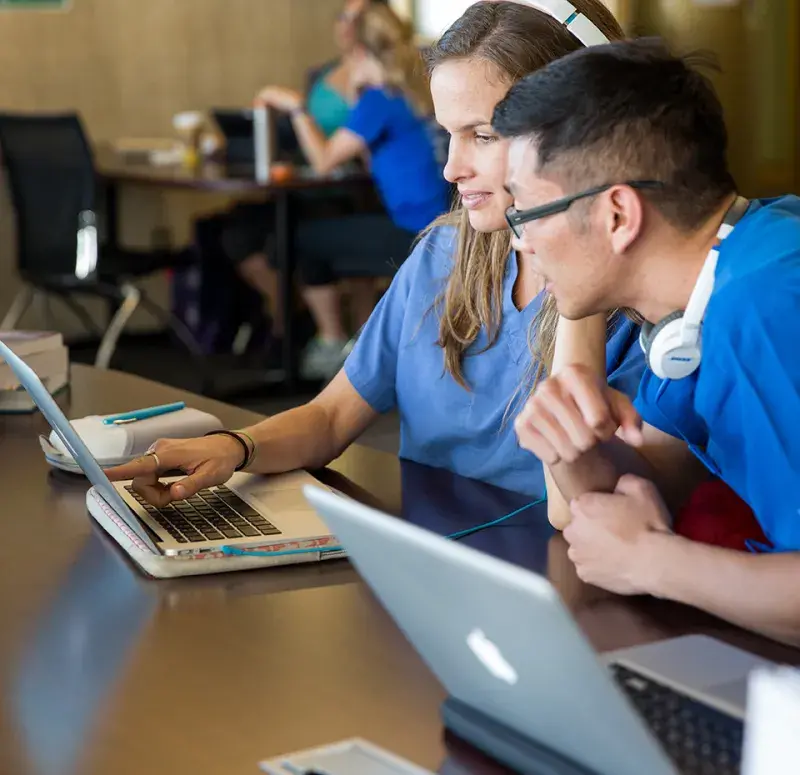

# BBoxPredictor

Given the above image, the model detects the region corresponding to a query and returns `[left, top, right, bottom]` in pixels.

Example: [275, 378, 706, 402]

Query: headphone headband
[640, 194, 750, 380]
[507, 0, 610, 47]
[680, 195, 750, 341]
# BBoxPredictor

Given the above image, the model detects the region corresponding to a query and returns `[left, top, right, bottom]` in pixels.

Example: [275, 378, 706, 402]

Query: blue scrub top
[345, 226, 646, 497]
[346, 87, 450, 232]
[635, 195, 800, 552]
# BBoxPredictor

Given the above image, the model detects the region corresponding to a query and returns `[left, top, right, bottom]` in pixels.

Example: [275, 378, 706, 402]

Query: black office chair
[0, 112, 203, 369]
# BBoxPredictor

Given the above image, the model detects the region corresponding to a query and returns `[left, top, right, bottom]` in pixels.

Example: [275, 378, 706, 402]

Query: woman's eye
[475, 133, 498, 145]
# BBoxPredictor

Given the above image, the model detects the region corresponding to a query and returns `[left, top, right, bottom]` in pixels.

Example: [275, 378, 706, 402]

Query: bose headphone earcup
[644, 310, 702, 381]
[640, 314, 683, 362]
[640, 196, 747, 382]
[639, 321, 655, 354]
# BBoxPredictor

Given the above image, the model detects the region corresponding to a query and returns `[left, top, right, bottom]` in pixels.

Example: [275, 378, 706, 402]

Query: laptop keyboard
[125, 485, 282, 544]
[610, 663, 743, 775]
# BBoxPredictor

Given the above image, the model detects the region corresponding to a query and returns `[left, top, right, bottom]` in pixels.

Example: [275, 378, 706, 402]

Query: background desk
[98, 152, 373, 391]
[0, 365, 797, 775]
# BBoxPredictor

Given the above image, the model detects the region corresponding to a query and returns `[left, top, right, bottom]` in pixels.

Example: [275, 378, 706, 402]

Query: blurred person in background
[254, 1, 450, 379]
[220, 0, 390, 370]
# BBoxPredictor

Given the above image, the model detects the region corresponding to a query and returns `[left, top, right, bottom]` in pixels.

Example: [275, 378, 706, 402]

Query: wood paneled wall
[0, 0, 343, 334]
[0, 0, 342, 141]
[632, 0, 799, 198]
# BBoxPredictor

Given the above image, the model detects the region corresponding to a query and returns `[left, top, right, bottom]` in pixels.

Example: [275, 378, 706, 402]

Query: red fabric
[674, 480, 769, 552]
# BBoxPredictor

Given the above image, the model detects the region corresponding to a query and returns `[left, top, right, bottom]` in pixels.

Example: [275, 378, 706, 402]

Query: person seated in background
[500, 38, 800, 646]
[220, 0, 387, 367]
[107, 0, 645, 528]
[254, 1, 450, 379]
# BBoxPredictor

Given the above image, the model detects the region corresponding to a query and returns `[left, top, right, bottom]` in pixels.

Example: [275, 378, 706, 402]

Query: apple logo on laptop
[467, 628, 518, 685]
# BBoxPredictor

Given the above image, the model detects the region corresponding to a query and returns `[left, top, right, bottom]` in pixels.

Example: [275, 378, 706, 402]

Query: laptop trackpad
[708, 677, 750, 710]
[604, 634, 772, 713]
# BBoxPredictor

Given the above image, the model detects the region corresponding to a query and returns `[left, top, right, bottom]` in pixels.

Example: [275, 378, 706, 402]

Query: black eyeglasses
[505, 180, 664, 239]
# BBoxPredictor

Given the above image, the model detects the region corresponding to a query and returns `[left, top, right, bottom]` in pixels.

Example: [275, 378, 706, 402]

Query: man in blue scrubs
[493, 38, 800, 645]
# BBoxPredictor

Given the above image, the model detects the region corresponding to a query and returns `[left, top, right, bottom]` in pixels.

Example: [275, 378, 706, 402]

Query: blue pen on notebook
[102, 401, 186, 426]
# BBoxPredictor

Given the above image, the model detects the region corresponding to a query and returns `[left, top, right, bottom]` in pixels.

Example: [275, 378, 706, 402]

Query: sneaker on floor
[300, 338, 350, 381]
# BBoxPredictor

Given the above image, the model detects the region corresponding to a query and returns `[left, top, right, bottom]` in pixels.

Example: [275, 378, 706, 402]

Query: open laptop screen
[0, 339, 158, 553]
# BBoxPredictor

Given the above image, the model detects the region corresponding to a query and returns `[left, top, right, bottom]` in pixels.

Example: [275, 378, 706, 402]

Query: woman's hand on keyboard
[104, 435, 246, 506]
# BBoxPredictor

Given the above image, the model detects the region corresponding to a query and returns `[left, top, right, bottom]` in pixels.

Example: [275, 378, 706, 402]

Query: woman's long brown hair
[423, 1, 624, 393]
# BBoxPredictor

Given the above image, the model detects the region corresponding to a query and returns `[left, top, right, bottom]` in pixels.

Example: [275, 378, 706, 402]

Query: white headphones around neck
[639, 196, 750, 381]
[513, 0, 610, 47]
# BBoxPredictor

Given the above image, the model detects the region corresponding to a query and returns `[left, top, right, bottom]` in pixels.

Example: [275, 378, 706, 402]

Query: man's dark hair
[492, 37, 736, 230]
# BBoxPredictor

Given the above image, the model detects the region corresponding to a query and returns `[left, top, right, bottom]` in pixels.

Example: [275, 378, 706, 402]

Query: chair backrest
[0, 113, 96, 279]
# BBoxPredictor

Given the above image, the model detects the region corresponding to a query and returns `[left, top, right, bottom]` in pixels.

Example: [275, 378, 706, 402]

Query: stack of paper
[0, 331, 69, 412]
[742, 665, 800, 775]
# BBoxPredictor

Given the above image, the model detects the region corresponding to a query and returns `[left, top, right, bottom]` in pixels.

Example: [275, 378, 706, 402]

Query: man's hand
[563, 475, 673, 595]
[254, 86, 304, 113]
[515, 364, 643, 465]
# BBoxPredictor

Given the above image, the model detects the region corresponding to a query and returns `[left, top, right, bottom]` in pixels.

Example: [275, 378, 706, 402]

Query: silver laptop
[304, 485, 773, 775]
[0, 339, 334, 558]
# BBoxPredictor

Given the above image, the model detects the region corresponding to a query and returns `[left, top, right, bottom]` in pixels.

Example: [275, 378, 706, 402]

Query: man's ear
[605, 184, 644, 255]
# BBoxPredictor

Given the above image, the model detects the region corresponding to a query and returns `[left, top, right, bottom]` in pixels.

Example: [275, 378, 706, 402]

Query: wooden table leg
[101, 177, 121, 326]
[275, 189, 297, 393]
[102, 177, 120, 253]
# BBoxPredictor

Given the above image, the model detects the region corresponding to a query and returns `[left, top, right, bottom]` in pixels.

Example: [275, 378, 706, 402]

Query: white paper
[259, 738, 434, 775]
[742, 665, 800, 775]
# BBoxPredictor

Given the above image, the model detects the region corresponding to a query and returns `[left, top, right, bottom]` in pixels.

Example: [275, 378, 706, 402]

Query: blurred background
[0, 0, 795, 441]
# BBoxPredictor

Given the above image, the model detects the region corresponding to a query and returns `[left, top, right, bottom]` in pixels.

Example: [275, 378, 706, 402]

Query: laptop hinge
[441, 697, 601, 775]
[91, 487, 162, 547]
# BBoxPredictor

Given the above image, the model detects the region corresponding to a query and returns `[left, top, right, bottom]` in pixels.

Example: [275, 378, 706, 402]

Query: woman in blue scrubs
[108, 1, 646, 520]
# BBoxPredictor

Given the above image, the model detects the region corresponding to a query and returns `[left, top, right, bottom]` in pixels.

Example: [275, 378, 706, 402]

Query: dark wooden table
[0, 365, 797, 775]
[98, 151, 372, 392]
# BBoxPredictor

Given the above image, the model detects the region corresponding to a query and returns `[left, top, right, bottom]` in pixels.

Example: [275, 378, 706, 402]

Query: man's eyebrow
[437, 119, 494, 133]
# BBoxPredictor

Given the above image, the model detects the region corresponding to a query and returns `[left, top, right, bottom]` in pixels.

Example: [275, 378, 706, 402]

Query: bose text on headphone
[507, 0, 610, 47]
[639, 196, 750, 381]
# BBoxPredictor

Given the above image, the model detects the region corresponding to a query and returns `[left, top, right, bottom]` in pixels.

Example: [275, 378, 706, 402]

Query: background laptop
[211, 107, 297, 167]
[305, 485, 773, 775]
[0, 339, 334, 559]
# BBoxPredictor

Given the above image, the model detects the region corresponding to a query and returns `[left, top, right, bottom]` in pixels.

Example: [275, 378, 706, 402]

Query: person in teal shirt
[305, 71, 351, 138]
[237, 1, 449, 379]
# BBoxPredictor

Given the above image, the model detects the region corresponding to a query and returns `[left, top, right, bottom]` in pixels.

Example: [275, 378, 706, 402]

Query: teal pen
[102, 401, 186, 425]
